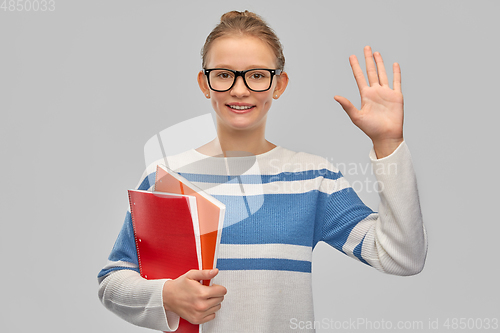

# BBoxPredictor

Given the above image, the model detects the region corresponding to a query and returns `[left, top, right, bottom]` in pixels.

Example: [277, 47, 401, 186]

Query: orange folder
[154, 165, 225, 286]
[128, 189, 202, 333]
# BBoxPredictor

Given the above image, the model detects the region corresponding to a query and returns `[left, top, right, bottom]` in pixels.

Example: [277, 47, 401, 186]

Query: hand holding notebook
[162, 268, 227, 326]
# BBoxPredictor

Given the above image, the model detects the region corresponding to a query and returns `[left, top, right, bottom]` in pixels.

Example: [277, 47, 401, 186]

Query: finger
[205, 295, 224, 309]
[364, 45, 379, 86]
[195, 312, 216, 325]
[186, 268, 219, 281]
[348, 55, 367, 92]
[204, 284, 227, 298]
[205, 302, 222, 315]
[374, 51, 389, 86]
[334, 95, 358, 120]
[194, 301, 222, 324]
[393, 62, 402, 92]
[203, 304, 222, 321]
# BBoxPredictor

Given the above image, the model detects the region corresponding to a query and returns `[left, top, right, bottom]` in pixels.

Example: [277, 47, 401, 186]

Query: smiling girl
[98, 10, 427, 333]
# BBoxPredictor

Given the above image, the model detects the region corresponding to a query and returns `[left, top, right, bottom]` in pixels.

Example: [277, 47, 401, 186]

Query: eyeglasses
[203, 68, 282, 92]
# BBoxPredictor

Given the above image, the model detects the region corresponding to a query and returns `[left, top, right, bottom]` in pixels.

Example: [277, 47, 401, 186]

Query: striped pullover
[97, 141, 427, 332]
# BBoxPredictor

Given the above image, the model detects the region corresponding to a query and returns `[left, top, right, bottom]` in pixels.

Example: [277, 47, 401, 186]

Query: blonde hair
[201, 10, 285, 70]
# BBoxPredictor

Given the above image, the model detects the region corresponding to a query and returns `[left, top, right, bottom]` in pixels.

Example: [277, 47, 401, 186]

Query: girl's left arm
[320, 48, 427, 274]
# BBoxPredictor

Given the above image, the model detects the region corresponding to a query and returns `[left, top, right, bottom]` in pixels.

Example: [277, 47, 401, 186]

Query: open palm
[335, 46, 404, 157]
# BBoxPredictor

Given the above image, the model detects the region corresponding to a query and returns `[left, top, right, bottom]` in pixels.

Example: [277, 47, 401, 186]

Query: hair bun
[202, 10, 285, 71]
[220, 10, 262, 23]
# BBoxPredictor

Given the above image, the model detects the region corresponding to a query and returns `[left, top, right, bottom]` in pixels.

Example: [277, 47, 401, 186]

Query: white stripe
[193, 177, 349, 196]
[217, 243, 312, 262]
[319, 177, 351, 194]
[360, 231, 384, 272]
[342, 213, 377, 260]
[102, 260, 139, 271]
[205, 269, 314, 332]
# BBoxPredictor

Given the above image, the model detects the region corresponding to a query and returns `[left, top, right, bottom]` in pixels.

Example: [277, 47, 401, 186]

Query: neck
[196, 121, 276, 157]
[218, 130, 275, 156]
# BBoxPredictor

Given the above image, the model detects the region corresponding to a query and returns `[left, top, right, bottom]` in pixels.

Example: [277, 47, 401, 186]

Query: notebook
[154, 164, 225, 286]
[128, 189, 202, 332]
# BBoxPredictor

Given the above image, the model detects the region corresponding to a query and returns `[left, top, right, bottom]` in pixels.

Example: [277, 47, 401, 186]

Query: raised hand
[334, 46, 404, 158]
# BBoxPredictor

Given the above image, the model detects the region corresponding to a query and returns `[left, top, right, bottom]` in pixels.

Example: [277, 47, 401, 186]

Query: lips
[226, 103, 255, 113]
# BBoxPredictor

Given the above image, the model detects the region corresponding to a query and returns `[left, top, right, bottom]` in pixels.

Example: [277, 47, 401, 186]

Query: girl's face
[198, 35, 288, 133]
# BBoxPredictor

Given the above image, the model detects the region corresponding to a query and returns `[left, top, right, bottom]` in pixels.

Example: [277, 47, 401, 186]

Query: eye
[215, 71, 233, 80]
[247, 70, 270, 81]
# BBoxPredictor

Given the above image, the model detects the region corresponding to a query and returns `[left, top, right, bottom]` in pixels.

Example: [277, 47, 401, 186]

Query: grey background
[1, 0, 498, 332]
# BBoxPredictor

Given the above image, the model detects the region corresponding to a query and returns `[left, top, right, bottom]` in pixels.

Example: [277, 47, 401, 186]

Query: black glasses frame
[203, 68, 282, 92]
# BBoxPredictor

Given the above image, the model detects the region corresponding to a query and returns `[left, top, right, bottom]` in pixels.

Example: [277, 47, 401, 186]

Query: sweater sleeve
[317, 141, 427, 275]
[98, 270, 180, 331]
[97, 167, 181, 331]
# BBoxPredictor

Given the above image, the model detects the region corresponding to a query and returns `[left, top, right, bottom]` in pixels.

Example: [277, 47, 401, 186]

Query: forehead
[206, 35, 277, 69]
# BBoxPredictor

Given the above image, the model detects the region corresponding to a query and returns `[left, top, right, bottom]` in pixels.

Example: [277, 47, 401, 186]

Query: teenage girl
[98, 10, 427, 333]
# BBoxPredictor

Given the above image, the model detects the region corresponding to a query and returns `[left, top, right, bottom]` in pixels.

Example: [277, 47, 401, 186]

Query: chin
[223, 116, 266, 132]
[227, 120, 259, 131]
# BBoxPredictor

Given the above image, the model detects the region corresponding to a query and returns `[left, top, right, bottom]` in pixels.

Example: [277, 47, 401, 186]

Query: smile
[227, 105, 254, 110]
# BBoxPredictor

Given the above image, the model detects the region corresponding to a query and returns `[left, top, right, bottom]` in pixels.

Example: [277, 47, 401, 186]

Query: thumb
[185, 268, 219, 281]
[334, 95, 358, 120]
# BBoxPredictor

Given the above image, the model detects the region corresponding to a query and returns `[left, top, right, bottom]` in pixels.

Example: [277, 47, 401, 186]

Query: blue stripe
[179, 169, 342, 185]
[320, 188, 374, 252]
[217, 258, 311, 273]
[353, 236, 370, 266]
[99, 211, 139, 279]
[217, 193, 317, 247]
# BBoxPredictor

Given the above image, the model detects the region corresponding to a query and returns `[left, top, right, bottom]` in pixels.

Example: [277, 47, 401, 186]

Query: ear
[197, 70, 210, 98]
[273, 71, 289, 99]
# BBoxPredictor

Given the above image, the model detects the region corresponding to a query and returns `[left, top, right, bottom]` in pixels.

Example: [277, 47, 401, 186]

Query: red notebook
[128, 189, 202, 333]
[154, 165, 225, 286]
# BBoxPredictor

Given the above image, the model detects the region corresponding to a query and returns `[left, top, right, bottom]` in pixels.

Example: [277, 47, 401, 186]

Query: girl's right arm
[98, 269, 177, 331]
[98, 268, 226, 330]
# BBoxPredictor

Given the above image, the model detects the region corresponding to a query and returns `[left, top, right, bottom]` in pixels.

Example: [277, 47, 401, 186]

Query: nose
[230, 76, 250, 97]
